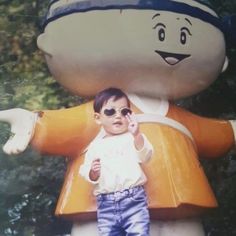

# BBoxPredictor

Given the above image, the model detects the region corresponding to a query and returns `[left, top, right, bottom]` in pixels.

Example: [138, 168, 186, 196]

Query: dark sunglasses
[103, 107, 132, 117]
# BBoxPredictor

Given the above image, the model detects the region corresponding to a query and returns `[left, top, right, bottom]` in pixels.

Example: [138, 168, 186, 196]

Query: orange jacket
[31, 101, 234, 220]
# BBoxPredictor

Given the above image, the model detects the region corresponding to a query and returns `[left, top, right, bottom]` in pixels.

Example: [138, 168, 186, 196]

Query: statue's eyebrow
[152, 14, 192, 26]
[185, 18, 192, 25]
[152, 13, 160, 19]
[153, 22, 166, 29]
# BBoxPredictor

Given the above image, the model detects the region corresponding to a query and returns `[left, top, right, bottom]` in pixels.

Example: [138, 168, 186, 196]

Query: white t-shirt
[79, 132, 153, 195]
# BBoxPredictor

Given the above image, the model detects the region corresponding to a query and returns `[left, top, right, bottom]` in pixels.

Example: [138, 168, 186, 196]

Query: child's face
[95, 96, 131, 137]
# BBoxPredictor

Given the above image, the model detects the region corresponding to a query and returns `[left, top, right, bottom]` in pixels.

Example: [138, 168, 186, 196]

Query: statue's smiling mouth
[155, 50, 190, 65]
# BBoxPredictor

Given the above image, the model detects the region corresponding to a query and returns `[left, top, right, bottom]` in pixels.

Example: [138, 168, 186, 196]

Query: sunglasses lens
[121, 108, 132, 116]
[104, 108, 116, 116]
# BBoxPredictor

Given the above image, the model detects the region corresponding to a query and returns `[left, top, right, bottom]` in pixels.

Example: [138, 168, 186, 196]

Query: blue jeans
[96, 186, 150, 236]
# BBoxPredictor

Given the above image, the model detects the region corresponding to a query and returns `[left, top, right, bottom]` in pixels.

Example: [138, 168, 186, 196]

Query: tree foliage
[0, 0, 83, 110]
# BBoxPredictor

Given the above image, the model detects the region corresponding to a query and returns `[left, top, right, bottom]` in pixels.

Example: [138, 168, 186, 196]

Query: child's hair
[93, 87, 130, 113]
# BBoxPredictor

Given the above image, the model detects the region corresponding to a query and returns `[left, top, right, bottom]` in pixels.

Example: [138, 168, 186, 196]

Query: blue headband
[43, 0, 224, 32]
[44, 0, 236, 48]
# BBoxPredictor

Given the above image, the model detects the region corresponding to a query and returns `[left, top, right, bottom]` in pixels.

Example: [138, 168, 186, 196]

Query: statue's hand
[0, 108, 38, 155]
[230, 120, 236, 145]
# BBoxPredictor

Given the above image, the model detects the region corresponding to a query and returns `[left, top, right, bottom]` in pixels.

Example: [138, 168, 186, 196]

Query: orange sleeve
[31, 101, 100, 157]
[167, 104, 234, 158]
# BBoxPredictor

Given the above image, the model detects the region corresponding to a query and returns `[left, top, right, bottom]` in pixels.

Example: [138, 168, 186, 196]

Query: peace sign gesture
[126, 112, 139, 137]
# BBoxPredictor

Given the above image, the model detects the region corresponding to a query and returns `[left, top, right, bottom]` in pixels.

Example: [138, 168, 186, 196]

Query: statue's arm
[168, 104, 235, 158]
[31, 102, 99, 157]
[0, 101, 100, 157]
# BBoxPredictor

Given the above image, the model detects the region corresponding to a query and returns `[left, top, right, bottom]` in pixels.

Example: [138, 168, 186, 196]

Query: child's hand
[126, 113, 145, 150]
[89, 158, 101, 181]
[126, 113, 139, 137]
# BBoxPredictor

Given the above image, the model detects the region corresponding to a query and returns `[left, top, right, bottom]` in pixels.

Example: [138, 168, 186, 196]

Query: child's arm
[79, 147, 100, 183]
[126, 113, 143, 150]
[89, 158, 101, 181]
[126, 113, 153, 162]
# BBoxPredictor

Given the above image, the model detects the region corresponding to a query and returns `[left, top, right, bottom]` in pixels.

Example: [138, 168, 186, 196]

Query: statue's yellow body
[32, 101, 234, 220]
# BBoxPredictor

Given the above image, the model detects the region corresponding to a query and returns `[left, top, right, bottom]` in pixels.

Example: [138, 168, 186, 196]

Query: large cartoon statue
[0, 0, 236, 235]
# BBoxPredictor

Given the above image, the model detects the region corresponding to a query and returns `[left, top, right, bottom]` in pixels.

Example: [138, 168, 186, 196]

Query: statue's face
[38, 7, 226, 99]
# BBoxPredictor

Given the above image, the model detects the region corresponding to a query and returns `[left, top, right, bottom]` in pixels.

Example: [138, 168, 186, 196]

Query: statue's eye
[158, 28, 165, 41]
[153, 22, 166, 42]
[180, 27, 192, 45]
[180, 31, 187, 44]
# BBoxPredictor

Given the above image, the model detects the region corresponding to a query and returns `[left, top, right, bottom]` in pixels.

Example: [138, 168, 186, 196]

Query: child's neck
[103, 131, 128, 138]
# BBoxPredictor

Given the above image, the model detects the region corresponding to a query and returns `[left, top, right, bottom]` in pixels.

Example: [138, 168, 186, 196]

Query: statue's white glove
[0, 108, 38, 155]
[229, 120, 236, 145]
